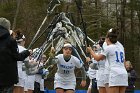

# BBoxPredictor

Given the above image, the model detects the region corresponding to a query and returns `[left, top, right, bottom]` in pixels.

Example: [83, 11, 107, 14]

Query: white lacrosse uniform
[102, 42, 110, 84]
[35, 75, 44, 91]
[102, 41, 125, 84]
[24, 74, 35, 91]
[87, 64, 97, 89]
[14, 45, 27, 87]
[54, 54, 83, 90]
[91, 48, 106, 87]
[35, 62, 44, 91]
[102, 44, 128, 87]
[116, 41, 124, 51]
[87, 66, 97, 80]
[96, 59, 106, 87]
[24, 59, 35, 91]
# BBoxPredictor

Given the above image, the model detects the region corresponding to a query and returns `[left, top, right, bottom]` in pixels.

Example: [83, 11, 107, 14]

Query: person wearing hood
[0, 17, 30, 93]
[125, 61, 137, 93]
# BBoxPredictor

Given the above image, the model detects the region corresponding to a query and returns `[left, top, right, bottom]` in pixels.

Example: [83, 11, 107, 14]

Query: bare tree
[12, 0, 21, 30]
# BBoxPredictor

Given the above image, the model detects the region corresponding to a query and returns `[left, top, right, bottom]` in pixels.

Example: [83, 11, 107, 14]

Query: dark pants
[33, 82, 44, 93]
[91, 79, 99, 93]
[0, 86, 14, 93]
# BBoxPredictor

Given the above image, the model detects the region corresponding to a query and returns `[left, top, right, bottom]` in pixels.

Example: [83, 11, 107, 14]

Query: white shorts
[14, 77, 25, 87]
[96, 69, 105, 87]
[35, 75, 44, 91]
[18, 68, 23, 78]
[54, 81, 76, 90]
[40, 79, 44, 91]
[109, 74, 128, 87]
[97, 81, 105, 87]
[24, 75, 35, 91]
[14, 66, 26, 87]
[103, 74, 109, 84]
[35, 74, 42, 83]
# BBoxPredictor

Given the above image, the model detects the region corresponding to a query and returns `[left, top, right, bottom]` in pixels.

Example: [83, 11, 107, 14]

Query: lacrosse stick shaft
[87, 36, 96, 44]
[73, 47, 84, 64]
[28, 0, 61, 49]
[74, 0, 89, 47]
[28, 15, 48, 49]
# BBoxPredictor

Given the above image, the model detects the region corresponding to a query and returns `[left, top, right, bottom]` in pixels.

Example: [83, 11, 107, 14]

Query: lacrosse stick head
[47, 0, 61, 14]
[56, 22, 62, 28]
[61, 12, 73, 26]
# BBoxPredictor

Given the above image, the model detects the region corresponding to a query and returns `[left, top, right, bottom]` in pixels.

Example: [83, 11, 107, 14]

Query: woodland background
[0, 0, 140, 89]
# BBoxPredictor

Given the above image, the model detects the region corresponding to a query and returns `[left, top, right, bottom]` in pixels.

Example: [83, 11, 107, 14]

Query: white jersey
[55, 54, 83, 82]
[35, 62, 44, 91]
[103, 44, 126, 71]
[103, 41, 124, 51]
[102, 44, 128, 86]
[17, 45, 27, 69]
[116, 41, 124, 51]
[102, 41, 125, 84]
[89, 57, 98, 80]
[102, 42, 110, 74]
[14, 45, 27, 87]
[95, 49, 106, 87]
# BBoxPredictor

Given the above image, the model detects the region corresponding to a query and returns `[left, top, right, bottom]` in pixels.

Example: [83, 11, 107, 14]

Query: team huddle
[0, 17, 137, 93]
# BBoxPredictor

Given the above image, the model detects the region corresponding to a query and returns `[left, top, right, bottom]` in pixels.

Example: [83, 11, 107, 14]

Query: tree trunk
[120, 0, 126, 46]
[12, 0, 21, 30]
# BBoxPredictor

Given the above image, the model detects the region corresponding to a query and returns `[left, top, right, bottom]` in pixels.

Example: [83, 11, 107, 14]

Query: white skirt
[14, 64, 26, 87]
[54, 80, 76, 90]
[35, 75, 44, 91]
[109, 74, 128, 86]
[14, 77, 25, 87]
[24, 75, 35, 91]
[103, 74, 109, 84]
[96, 69, 105, 87]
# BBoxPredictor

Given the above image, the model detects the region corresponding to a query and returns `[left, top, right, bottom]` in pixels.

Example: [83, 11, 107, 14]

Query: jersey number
[64, 70, 69, 74]
[115, 51, 124, 63]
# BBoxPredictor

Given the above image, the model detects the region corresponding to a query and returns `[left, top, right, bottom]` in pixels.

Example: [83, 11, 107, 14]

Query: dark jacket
[127, 68, 137, 89]
[0, 26, 30, 87]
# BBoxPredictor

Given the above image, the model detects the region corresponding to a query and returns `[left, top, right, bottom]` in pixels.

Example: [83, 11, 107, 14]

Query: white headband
[63, 43, 72, 48]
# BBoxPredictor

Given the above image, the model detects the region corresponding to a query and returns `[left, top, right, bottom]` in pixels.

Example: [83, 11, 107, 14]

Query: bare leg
[56, 88, 65, 93]
[25, 89, 33, 93]
[109, 86, 119, 93]
[99, 87, 107, 93]
[119, 86, 126, 93]
[87, 88, 91, 93]
[13, 86, 24, 93]
[66, 90, 75, 93]
[105, 83, 109, 93]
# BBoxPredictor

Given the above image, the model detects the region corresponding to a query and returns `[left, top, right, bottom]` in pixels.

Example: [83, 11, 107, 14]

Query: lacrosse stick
[28, 0, 61, 49]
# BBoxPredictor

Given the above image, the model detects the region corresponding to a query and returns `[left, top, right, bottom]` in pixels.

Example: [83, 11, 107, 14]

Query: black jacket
[0, 26, 30, 87]
[127, 68, 137, 89]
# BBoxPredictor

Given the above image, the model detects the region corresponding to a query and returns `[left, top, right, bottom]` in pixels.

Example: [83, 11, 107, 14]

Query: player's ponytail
[106, 28, 119, 43]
